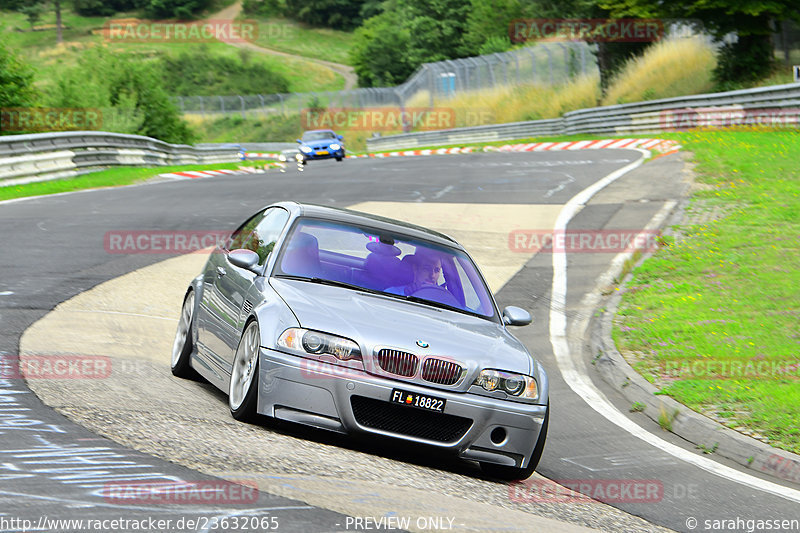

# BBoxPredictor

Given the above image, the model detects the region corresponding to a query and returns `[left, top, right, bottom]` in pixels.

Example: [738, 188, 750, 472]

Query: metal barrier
[0, 131, 242, 187]
[367, 82, 800, 151]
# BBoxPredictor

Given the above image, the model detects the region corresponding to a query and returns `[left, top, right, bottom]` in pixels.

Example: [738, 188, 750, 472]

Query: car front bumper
[302, 149, 344, 160]
[258, 347, 548, 468]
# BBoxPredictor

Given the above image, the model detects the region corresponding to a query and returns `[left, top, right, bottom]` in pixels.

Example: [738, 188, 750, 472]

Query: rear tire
[480, 402, 549, 480]
[171, 291, 197, 378]
[229, 321, 261, 422]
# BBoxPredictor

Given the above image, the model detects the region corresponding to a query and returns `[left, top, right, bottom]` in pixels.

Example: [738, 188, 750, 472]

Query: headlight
[329, 143, 341, 150]
[299, 145, 312, 153]
[473, 369, 538, 400]
[277, 328, 361, 361]
[278, 155, 287, 161]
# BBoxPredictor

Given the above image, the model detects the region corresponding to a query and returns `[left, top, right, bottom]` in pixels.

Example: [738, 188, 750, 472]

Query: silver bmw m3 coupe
[171, 201, 549, 479]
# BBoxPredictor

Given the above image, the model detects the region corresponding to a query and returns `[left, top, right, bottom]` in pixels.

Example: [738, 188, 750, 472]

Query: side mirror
[337, 135, 343, 141]
[502, 306, 532, 326]
[228, 249, 261, 273]
[296, 139, 302, 144]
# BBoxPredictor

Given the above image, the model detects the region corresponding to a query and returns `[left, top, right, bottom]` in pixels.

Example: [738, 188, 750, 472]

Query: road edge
[584, 160, 800, 487]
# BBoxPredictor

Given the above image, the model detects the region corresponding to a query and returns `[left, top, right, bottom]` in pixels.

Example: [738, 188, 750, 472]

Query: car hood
[302, 139, 339, 149]
[270, 278, 534, 390]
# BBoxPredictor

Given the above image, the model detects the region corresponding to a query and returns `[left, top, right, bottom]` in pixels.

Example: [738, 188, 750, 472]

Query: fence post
[427, 65, 435, 108]
[238, 95, 245, 118]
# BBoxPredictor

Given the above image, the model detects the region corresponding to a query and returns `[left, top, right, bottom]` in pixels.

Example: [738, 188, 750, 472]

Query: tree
[283, 0, 366, 31]
[404, 0, 471, 65]
[601, 0, 800, 84]
[349, 0, 473, 86]
[350, 9, 413, 87]
[144, 0, 211, 19]
[71, 0, 140, 16]
[46, 48, 195, 143]
[461, 0, 527, 56]
[0, 40, 38, 135]
[18, 3, 45, 29]
[55, 0, 62, 43]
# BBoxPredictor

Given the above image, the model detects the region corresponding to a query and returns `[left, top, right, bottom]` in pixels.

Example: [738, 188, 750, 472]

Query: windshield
[274, 218, 497, 320]
[302, 131, 337, 142]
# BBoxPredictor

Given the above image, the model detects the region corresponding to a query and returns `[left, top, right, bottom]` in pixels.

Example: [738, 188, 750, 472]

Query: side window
[228, 208, 290, 266]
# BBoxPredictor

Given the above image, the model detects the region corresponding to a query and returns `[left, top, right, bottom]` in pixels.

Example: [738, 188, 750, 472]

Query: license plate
[317, 150, 329, 155]
[391, 389, 446, 413]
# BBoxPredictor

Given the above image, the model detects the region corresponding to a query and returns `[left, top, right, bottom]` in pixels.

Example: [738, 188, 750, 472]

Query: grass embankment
[249, 16, 354, 66]
[613, 128, 800, 453]
[0, 8, 344, 94]
[0, 162, 261, 202]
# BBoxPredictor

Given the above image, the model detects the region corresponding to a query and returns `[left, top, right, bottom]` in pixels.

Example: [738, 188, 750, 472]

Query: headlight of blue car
[329, 143, 341, 151]
[299, 145, 312, 153]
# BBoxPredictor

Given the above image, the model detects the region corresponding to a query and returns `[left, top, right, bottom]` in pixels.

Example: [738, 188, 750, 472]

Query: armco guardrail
[0, 131, 243, 187]
[366, 82, 800, 151]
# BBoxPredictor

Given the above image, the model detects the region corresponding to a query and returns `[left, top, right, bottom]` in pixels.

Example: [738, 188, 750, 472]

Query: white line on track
[549, 149, 800, 504]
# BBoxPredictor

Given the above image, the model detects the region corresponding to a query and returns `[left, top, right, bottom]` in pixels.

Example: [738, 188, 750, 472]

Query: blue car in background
[297, 129, 345, 164]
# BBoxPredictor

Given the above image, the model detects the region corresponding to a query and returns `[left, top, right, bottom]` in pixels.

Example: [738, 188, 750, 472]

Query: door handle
[216, 266, 226, 277]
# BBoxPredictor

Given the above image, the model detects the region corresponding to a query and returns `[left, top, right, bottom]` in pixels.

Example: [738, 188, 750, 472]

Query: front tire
[229, 320, 261, 422]
[481, 402, 549, 480]
[171, 291, 196, 378]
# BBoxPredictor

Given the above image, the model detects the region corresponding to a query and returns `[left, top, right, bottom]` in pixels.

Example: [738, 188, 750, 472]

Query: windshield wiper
[274, 275, 384, 295]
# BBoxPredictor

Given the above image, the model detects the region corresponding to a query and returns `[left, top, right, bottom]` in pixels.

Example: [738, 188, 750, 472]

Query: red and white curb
[369, 139, 680, 158]
[158, 166, 266, 180]
[488, 138, 680, 153]
[166, 139, 681, 179]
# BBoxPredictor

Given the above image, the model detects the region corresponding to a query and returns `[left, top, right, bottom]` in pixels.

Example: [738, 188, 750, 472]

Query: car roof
[271, 201, 461, 249]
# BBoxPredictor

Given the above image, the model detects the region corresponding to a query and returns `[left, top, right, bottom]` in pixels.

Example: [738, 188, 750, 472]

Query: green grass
[0, 162, 261, 201]
[0, 8, 344, 95]
[613, 128, 800, 453]
[249, 16, 354, 66]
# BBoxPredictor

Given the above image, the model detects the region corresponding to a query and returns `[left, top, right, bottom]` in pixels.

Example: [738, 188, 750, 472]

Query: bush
[602, 37, 717, 106]
[143, 0, 211, 19]
[71, 0, 140, 17]
[713, 34, 775, 87]
[0, 40, 37, 113]
[46, 48, 195, 144]
[159, 47, 290, 96]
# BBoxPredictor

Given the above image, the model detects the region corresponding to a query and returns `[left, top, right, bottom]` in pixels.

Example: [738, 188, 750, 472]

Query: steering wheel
[410, 285, 460, 307]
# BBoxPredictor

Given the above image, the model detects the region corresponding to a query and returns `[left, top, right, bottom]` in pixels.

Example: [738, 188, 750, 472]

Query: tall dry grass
[405, 73, 601, 128]
[602, 36, 717, 105]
